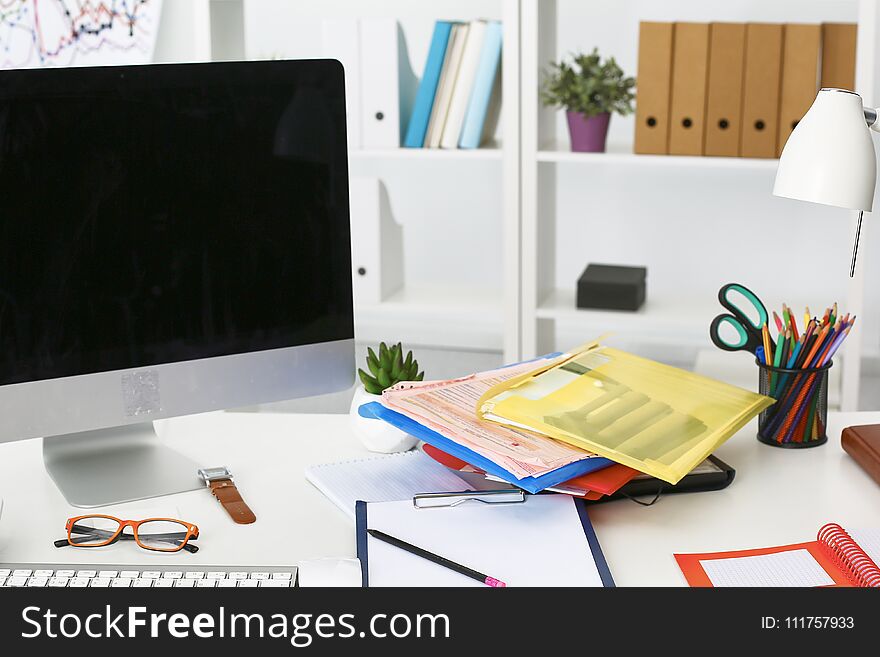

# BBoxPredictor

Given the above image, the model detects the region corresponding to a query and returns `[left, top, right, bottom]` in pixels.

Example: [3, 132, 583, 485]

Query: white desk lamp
[773, 88, 879, 276]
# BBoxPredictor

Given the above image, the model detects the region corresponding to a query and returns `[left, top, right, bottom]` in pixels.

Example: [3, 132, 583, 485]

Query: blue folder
[403, 21, 453, 148]
[358, 401, 614, 494]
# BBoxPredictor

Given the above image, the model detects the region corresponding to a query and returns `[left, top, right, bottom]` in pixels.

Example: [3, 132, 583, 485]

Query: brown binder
[821, 23, 857, 91]
[668, 22, 709, 155]
[704, 23, 746, 157]
[777, 24, 821, 156]
[841, 424, 880, 487]
[634, 22, 675, 155]
[741, 23, 783, 159]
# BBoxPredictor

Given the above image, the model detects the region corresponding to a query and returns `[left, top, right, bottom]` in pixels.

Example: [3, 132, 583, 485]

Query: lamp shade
[773, 88, 876, 212]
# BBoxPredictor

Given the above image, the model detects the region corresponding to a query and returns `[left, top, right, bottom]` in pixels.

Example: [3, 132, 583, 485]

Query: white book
[426, 23, 469, 148]
[440, 20, 487, 149]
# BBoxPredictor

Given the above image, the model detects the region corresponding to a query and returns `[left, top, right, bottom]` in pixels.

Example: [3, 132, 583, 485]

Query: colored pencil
[762, 323, 772, 365]
[773, 311, 784, 333]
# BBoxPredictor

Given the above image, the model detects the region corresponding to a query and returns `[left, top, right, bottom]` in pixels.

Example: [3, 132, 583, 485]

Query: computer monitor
[0, 60, 355, 507]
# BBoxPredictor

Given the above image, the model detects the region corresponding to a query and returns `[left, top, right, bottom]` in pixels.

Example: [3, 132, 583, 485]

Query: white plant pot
[349, 386, 418, 454]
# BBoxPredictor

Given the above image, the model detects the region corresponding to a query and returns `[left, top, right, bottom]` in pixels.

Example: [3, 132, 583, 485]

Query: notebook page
[700, 550, 835, 587]
[306, 451, 472, 521]
[848, 528, 880, 567]
[365, 495, 604, 587]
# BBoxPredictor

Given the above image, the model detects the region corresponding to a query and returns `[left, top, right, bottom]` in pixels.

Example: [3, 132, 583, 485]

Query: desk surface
[1, 410, 879, 586]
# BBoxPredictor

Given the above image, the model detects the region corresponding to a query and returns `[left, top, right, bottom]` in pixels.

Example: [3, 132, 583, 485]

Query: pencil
[804, 307, 811, 330]
[366, 529, 506, 587]
[773, 311, 784, 334]
[762, 323, 772, 366]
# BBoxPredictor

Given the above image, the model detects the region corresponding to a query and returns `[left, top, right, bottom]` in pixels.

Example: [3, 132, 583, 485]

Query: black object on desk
[576, 264, 647, 311]
[584, 454, 735, 505]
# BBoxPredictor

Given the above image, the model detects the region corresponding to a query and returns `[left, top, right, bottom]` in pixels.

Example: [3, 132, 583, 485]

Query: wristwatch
[198, 467, 256, 525]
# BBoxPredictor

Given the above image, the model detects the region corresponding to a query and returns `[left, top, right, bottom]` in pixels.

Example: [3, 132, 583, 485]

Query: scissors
[709, 283, 773, 355]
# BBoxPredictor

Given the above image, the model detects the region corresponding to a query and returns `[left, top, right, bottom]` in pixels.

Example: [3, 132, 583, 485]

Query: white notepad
[305, 450, 472, 521]
[700, 550, 836, 587]
[358, 495, 611, 587]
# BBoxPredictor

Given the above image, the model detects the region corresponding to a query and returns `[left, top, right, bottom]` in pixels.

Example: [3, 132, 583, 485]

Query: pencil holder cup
[756, 359, 831, 448]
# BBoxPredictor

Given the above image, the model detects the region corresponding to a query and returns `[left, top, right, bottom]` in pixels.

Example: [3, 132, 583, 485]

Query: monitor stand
[43, 423, 203, 508]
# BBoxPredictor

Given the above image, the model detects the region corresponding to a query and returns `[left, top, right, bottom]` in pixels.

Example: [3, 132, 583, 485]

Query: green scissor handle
[709, 283, 769, 355]
[719, 283, 768, 331]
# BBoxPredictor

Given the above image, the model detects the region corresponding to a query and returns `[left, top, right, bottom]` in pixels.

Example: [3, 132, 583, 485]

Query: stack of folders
[360, 340, 773, 501]
[635, 21, 857, 158]
[404, 19, 503, 150]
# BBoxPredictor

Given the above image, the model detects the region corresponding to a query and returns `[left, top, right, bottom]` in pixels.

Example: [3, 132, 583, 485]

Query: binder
[740, 23, 783, 159]
[403, 21, 454, 148]
[704, 23, 746, 157]
[459, 20, 503, 149]
[321, 20, 362, 151]
[668, 22, 710, 156]
[360, 19, 418, 149]
[634, 21, 675, 155]
[821, 23, 857, 91]
[356, 495, 615, 587]
[348, 177, 403, 304]
[441, 20, 487, 149]
[777, 24, 821, 156]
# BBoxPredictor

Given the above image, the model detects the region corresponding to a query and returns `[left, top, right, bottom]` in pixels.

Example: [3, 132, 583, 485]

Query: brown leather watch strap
[209, 478, 256, 524]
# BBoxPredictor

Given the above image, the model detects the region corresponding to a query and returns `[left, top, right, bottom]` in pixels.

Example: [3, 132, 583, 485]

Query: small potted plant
[349, 341, 424, 453]
[541, 49, 635, 153]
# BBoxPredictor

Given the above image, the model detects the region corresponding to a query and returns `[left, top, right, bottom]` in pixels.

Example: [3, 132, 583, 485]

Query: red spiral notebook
[676, 523, 880, 587]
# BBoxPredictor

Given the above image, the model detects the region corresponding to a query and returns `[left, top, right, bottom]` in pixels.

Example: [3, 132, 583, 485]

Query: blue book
[357, 401, 614, 494]
[458, 20, 502, 149]
[403, 21, 454, 148]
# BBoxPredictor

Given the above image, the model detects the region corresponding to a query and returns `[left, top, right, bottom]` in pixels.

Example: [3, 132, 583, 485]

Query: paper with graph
[0, 0, 163, 69]
[478, 341, 774, 484]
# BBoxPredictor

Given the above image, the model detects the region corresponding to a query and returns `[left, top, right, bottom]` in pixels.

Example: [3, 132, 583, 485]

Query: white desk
[1, 410, 879, 586]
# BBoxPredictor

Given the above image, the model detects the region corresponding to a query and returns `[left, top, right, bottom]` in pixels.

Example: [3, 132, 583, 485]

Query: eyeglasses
[54, 515, 200, 553]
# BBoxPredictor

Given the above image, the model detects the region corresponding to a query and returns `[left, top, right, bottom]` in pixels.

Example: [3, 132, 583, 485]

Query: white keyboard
[0, 563, 298, 588]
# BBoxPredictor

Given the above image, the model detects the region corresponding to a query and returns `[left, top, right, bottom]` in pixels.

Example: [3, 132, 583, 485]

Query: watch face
[199, 467, 230, 480]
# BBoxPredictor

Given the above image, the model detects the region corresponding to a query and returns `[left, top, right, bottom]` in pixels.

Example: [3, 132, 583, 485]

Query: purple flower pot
[566, 111, 611, 153]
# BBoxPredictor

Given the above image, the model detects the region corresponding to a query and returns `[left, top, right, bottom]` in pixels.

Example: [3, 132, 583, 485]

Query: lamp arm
[865, 106, 880, 131]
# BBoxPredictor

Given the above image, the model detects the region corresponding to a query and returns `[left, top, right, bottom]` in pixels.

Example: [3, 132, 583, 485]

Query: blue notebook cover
[458, 20, 502, 149]
[358, 401, 613, 494]
[403, 21, 453, 148]
[355, 499, 615, 587]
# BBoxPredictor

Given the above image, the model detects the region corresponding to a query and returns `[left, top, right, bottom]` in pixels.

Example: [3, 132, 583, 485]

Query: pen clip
[412, 489, 526, 509]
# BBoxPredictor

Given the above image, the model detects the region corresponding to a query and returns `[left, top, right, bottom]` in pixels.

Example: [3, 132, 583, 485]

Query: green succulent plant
[358, 342, 424, 395]
[541, 49, 635, 117]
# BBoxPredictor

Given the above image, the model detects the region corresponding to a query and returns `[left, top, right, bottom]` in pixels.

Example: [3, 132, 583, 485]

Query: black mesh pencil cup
[756, 359, 830, 448]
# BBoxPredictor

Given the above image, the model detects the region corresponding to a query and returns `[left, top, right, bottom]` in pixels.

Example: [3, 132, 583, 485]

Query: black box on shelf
[576, 264, 647, 311]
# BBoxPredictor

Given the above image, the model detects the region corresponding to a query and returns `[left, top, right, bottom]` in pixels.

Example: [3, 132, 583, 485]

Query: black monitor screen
[0, 60, 353, 386]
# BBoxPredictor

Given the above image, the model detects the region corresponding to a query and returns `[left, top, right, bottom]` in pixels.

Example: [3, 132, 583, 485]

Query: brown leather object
[841, 424, 880, 487]
[209, 478, 257, 524]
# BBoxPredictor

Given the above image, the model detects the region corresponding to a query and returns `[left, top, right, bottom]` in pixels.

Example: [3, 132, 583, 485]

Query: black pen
[367, 529, 506, 587]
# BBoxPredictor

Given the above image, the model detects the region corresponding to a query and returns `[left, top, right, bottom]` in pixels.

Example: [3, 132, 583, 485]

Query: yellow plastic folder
[478, 342, 774, 484]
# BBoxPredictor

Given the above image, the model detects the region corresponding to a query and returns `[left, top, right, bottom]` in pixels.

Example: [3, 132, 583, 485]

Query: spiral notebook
[305, 451, 472, 521]
[676, 523, 880, 587]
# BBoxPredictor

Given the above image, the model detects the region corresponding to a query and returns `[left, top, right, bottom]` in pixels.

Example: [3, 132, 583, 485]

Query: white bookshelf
[519, 0, 880, 410]
[165, 0, 880, 409]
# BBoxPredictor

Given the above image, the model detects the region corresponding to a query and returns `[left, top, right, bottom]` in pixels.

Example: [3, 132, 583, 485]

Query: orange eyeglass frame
[61, 515, 200, 553]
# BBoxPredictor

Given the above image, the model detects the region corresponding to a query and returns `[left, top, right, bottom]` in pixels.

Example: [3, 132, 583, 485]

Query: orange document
[676, 523, 880, 587]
